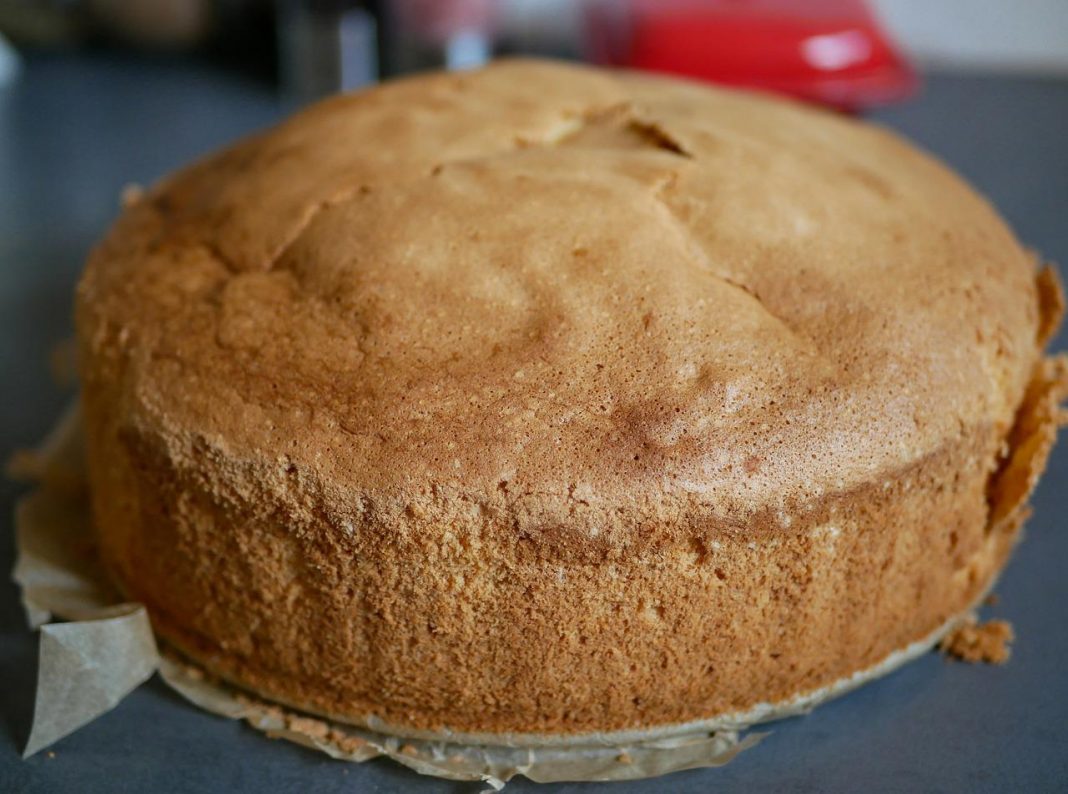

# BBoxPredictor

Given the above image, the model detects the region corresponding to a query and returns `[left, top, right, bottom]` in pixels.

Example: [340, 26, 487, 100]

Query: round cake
[76, 60, 1065, 742]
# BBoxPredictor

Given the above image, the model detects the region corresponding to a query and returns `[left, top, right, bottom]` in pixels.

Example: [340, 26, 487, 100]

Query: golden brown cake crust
[75, 60, 1064, 738]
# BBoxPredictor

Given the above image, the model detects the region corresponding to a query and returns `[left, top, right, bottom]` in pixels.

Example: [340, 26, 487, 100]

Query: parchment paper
[10, 403, 765, 786]
[23, 607, 158, 758]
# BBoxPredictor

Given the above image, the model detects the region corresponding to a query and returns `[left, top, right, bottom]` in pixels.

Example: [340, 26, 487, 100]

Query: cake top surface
[77, 59, 1043, 531]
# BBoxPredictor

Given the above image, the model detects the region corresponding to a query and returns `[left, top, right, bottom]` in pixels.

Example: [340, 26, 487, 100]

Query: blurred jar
[276, 0, 378, 102]
[383, 0, 496, 74]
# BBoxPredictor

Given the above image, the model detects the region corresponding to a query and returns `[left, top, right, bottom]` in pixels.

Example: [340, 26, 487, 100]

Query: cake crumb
[286, 715, 330, 740]
[984, 593, 1000, 607]
[616, 752, 633, 765]
[327, 728, 370, 755]
[940, 617, 1014, 664]
[5, 449, 41, 481]
[47, 751, 55, 759]
[120, 183, 145, 207]
[184, 664, 205, 681]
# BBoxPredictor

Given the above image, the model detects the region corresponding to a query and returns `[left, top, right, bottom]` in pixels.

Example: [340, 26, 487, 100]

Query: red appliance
[586, 0, 917, 110]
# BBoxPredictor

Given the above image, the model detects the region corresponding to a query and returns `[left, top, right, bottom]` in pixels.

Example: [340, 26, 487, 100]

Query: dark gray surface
[2, 54, 1067, 793]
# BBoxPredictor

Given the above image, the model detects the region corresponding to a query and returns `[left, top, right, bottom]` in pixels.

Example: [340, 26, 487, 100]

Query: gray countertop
[2, 53, 1067, 793]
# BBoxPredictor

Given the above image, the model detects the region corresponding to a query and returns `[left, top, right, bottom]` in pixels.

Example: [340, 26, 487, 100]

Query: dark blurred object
[0, 1, 85, 46]
[586, 0, 917, 110]
[0, 1, 277, 83]
[277, 0, 378, 102]
[494, 0, 580, 61]
[0, 0, 212, 48]
[383, 0, 495, 74]
[86, 0, 211, 47]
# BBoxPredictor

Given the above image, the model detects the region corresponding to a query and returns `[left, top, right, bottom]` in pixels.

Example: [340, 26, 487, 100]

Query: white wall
[871, 0, 1068, 73]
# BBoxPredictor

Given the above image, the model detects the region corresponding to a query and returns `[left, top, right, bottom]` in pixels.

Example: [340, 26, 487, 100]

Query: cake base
[152, 595, 989, 785]
[158, 584, 995, 749]
[15, 404, 1005, 784]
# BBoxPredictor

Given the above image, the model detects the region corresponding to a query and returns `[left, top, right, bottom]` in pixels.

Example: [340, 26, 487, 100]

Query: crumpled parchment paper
[10, 403, 766, 787]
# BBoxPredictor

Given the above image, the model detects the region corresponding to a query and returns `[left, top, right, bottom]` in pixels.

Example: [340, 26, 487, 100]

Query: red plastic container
[585, 0, 917, 111]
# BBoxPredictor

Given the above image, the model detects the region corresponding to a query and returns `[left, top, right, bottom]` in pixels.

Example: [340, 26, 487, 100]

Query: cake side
[78, 286, 1066, 736]
[78, 363, 1058, 736]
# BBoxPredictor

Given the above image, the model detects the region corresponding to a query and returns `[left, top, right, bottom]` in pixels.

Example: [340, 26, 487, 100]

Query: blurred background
[0, 0, 1066, 106]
